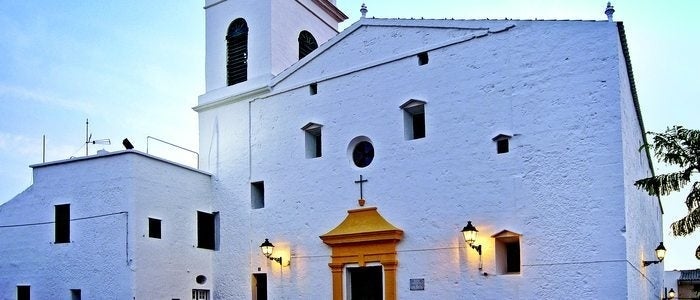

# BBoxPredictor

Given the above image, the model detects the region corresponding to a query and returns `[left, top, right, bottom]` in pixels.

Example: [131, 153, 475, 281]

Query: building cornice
[193, 85, 272, 112]
[310, 0, 348, 22]
[30, 150, 211, 176]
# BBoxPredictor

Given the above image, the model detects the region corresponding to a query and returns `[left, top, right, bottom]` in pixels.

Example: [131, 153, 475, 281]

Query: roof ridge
[358, 17, 606, 22]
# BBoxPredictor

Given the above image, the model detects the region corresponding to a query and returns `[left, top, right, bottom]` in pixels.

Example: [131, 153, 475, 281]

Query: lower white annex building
[0, 1, 667, 299]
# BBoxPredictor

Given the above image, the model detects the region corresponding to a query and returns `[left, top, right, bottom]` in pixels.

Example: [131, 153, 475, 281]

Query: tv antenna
[85, 118, 110, 155]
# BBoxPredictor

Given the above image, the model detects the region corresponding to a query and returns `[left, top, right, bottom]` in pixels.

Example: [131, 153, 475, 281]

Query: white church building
[0, 1, 666, 299]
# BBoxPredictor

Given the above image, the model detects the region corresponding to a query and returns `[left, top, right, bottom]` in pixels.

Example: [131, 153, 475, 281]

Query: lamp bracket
[642, 260, 660, 267]
[269, 256, 283, 266]
[470, 244, 482, 256]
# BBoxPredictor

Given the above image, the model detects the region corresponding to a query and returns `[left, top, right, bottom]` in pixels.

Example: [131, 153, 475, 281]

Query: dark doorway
[348, 266, 383, 300]
[252, 273, 267, 300]
[17, 285, 30, 300]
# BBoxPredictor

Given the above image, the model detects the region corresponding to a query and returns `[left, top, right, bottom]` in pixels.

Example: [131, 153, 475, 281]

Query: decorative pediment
[320, 207, 403, 245]
[492, 133, 512, 141]
[491, 229, 521, 242]
[301, 122, 323, 134]
[399, 99, 427, 110]
[319, 206, 403, 300]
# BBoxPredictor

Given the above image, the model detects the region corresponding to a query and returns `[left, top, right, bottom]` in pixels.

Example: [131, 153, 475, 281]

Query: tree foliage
[635, 126, 700, 236]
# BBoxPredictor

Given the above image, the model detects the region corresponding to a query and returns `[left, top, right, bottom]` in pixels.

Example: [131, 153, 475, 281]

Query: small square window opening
[17, 285, 30, 300]
[309, 83, 318, 95]
[401, 100, 427, 140]
[492, 134, 512, 154]
[417, 52, 429, 65]
[252, 273, 268, 300]
[192, 289, 210, 300]
[497, 139, 509, 154]
[302, 123, 322, 158]
[493, 230, 521, 274]
[251, 181, 265, 209]
[71, 289, 82, 300]
[505, 241, 521, 273]
[148, 218, 162, 239]
[197, 211, 218, 250]
[55, 204, 70, 243]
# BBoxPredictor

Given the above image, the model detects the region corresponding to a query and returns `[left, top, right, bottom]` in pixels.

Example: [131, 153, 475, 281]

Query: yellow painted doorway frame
[319, 207, 404, 300]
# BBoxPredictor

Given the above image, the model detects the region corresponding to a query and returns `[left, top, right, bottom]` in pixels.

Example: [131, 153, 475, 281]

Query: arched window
[227, 18, 248, 86]
[298, 30, 318, 59]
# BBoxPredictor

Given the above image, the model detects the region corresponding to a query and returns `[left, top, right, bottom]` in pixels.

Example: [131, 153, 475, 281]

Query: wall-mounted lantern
[260, 238, 284, 266]
[663, 287, 676, 300]
[461, 221, 482, 255]
[642, 242, 666, 267]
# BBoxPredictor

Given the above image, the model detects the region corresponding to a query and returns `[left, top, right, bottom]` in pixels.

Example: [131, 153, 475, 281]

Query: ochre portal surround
[320, 207, 404, 300]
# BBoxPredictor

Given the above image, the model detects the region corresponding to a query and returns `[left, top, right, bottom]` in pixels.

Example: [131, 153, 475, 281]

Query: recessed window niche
[417, 52, 429, 65]
[302, 122, 322, 158]
[400, 99, 427, 140]
[492, 230, 521, 274]
[492, 134, 512, 154]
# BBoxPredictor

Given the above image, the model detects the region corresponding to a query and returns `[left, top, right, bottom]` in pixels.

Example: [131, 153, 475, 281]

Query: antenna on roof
[85, 118, 111, 156]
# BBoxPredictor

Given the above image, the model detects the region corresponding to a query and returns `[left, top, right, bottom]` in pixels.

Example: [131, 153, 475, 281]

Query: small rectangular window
[401, 100, 426, 140]
[197, 211, 217, 250]
[417, 52, 429, 65]
[55, 204, 70, 243]
[309, 83, 318, 95]
[149, 218, 162, 239]
[412, 112, 426, 139]
[251, 181, 265, 209]
[252, 273, 268, 300]
[494, 230, 521, 274]
[302, 123, 322, 158]
[17, 285, 30, 300]
[497, 139, 509, 154]
[505, 242, 521, 273]
[192, 289, 210, 300]
[493, 134, 512, 154]
[71, 289, 82, 300]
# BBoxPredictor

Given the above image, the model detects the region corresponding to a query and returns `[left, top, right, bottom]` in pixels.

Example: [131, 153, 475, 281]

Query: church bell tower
[202, 0, 348, 99]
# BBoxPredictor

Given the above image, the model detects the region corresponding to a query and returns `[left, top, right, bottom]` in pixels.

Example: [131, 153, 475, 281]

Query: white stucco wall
[195, 18, 661, 299]
[127, 152, 214, 300]
[271, 0, 340, 75]
[664, 270, 681, 296]
[202, 0, 341, 100]
[204, 0, 273, 93]
[618, 26, 665, 298]
[0, 151, 213, 300]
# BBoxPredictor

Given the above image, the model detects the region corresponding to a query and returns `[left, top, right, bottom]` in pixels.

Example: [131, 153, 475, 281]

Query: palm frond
[646, 126, 700, 168]
[634, 171, 691, 196]
[686, 181, 700, 211]
[671, 207, 700, 236]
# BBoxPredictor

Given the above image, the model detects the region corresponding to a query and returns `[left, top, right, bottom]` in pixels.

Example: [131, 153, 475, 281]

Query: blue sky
[1, 1, 697, 270]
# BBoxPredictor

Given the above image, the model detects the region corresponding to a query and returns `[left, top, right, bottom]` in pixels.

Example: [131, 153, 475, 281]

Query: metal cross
[354, 175, 368, 199]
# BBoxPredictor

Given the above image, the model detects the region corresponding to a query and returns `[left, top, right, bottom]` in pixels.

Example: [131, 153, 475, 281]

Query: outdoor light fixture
[122, 138, 134, 150]
[260, 238, 283, 266]
[663, 287, 676, 300]
[461, 221, 482, 255]
[642, 242, 666, 266]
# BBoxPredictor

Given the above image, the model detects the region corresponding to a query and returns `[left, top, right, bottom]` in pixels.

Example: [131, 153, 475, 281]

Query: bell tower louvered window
[227, 18, 249, 86]
[298, 30, 318, 59]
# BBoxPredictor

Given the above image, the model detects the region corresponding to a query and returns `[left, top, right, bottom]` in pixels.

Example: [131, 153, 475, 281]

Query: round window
[352, 141, 374, 168]
[196, 275, 207, 284]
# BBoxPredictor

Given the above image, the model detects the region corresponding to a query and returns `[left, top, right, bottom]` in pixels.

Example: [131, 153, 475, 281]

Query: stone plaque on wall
[410, 278, 425, 291]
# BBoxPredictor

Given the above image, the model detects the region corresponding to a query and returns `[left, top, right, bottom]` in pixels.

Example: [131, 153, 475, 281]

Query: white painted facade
[0, 1, 665, 299]
[0, 151, 213, 299]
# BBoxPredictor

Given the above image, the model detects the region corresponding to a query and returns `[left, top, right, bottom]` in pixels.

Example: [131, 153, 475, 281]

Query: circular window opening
[352, 141, 375, 168]
[196, 275, 207, 285]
